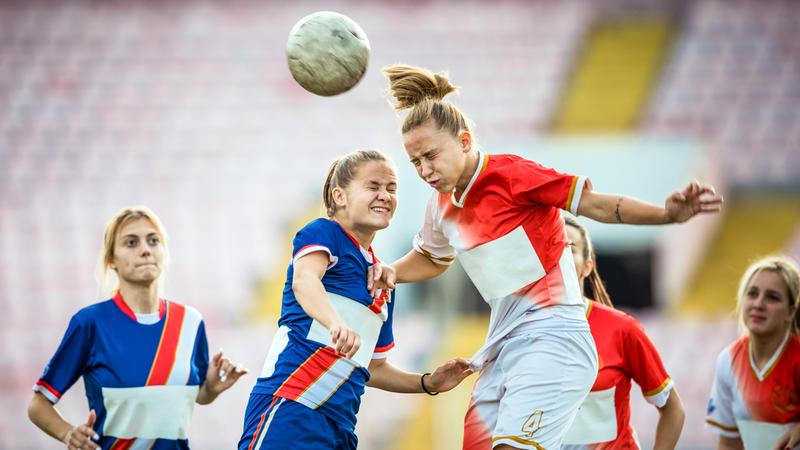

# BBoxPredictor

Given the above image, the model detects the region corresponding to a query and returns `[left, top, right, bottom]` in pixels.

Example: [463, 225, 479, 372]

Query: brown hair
[736, 255, 800, 336]
[564, 217, 613, 307]
[99, 206, 169, 294]
[322, 150, 393, 217]
[384, 64, 474, 137]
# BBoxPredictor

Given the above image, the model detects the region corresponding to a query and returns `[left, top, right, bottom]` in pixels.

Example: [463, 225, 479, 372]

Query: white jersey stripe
[166, 305, 202, 386]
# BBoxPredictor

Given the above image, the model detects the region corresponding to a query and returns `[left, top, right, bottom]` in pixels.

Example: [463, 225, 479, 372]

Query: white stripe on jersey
[166, 305, 202, 385]
[458, 226, 546, 301]
[563, 387, 618, 445]
[101, 385, 199, 439]
[306, 293, 386, 368]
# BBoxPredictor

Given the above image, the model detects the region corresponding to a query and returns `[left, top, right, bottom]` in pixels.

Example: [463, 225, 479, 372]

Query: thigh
[238, 394, 336, 450]
[463, 359, 503, 450]
[492, 331, 597, 450]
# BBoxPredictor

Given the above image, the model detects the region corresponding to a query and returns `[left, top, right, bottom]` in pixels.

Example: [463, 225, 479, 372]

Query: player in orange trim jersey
[706, 256, 800, 450]
[27, 207, 247, 450]
[368, 64, 723, 450]
[562, 217, 685, 450]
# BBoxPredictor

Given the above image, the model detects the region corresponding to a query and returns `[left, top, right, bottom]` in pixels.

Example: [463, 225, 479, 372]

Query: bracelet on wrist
[420, 372, 439, 396]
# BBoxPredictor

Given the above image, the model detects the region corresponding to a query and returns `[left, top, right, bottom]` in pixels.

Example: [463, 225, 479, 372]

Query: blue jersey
[34, 294, 209, 449]
[252, 218, 396, 431]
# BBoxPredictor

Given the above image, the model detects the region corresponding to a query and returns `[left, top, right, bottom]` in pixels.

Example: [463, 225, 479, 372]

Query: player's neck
[749, 329, 789, 369]
[118, 282, 160, 314]
[333, 217, 375, 249]
[454, 150, 480, 195]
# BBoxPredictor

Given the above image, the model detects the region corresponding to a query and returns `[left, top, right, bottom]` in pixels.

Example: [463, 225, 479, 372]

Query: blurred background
[1, 0, 799, 448]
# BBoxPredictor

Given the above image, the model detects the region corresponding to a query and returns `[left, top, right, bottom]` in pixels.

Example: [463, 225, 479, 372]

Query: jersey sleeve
[509, 158, 589, 215]
[412, 193, 456, 266]
[622, 318, 673, 408]
[372, 291, 396, 360]
[705, 348, 739, 437]
[292, 219, 339, 268]
[192, 320, 210, 385]
[33, 312, 93, 404]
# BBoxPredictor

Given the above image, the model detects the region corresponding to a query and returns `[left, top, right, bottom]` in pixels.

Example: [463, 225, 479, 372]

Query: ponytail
[383, 64, 474, 138]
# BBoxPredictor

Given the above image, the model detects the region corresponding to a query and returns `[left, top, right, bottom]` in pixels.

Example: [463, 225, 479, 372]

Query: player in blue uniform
[239, 149, 473, 450]
[28, 206, 247, 450]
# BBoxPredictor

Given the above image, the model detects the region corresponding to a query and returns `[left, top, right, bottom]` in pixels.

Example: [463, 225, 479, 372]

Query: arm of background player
[576, 180, 722, 225]
[717, 436, 744, 450]
[293, 251, 360, 359]
[653, 388, 685, 450]
[366, 357, 472, 393]
[28, 393, 99, 449]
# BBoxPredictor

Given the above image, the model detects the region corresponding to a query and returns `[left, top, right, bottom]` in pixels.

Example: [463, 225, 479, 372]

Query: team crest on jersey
[707, 398, 716, 415]
[771, 383, 800, 414]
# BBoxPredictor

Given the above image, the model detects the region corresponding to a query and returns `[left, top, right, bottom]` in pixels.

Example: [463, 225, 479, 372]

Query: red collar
[112, 291, 166, 322]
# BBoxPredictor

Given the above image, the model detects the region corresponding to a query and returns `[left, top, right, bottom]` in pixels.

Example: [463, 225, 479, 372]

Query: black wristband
[420, 372, 439, 396]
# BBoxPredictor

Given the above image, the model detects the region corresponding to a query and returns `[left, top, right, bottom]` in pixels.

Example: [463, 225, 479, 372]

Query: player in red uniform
[705, 256, 800, 450]
[562, 217, 685, 449]
[368, 64, 722, 450]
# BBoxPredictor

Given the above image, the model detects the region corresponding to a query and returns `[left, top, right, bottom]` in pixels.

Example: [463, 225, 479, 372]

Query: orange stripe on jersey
[705, 418, 738, 432]
[110, 438, 135, 450]
[564, 176, 579, 211]
[274, 347, 340, 400]
[145, 302, 187, 386]
[644, 377, 672, 397]
[491, 435, 545, 450]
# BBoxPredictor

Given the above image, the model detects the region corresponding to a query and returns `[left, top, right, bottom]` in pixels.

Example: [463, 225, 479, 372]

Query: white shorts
[463, 319, 598, 450]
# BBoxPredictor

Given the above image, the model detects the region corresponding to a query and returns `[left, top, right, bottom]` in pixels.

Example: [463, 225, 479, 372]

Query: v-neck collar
[450, 151, 488, 209]
[331, 219, 377, 264]
[748, 331, 790, 382]
[112, 291, 166, 323]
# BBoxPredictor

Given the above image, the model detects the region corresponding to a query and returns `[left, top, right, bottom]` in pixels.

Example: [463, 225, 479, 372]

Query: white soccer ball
[286, 11, 370, 96]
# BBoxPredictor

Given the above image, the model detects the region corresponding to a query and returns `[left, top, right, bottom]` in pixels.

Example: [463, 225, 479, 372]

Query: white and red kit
[414, 151, 598, 450]
[563, 300, 673, 449]
[706, 333, 800, 449]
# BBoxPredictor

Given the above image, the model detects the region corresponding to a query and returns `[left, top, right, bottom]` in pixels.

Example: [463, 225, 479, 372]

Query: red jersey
[564, 301, 673, 449]
[706, 333, 800, 448]
[414, 151, 590, 369]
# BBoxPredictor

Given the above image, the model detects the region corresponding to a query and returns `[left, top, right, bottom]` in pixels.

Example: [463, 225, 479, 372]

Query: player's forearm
[28, 392, 72, 444]
[393, 250, 448, 283]
[196, 382, 218, 405]
[653, 389, 685, 450]
[292, 273, 344, 329]
[578, 191, 669, 225]
[366, 360, 423, 393]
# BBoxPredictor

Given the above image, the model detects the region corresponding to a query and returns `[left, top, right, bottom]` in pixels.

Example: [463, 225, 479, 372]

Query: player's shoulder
[72, 299, 116, 322]
[588, 300, 638, 326]
[165, 300, 203, 321]
[299, 217, 337, 233]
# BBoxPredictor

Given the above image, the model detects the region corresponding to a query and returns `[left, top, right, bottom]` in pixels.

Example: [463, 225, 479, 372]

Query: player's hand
[425, 357, 474, 393]
[205, 350, 248, 395]
[367, 262, 396, 298]
[330, 322, 361, 359]
[774, 423, 800, 450]
[664, 180, 723, 223]
[63, 410, 99, 450]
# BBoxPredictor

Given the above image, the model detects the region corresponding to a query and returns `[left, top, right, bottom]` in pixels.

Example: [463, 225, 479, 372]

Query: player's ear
[583, 257, 595, 279]
[459, 130, 472, 153]
[331, 186, 347, 209]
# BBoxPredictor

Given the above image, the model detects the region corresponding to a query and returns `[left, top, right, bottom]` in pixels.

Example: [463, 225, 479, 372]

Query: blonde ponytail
[383, 64, 473, 137]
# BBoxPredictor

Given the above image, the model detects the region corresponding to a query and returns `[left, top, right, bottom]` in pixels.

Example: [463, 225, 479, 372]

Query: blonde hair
[322, 150, 393, 217]
[564, 217, 613, 307]
[98, 206, 169, 295]
[736, 255, 800, 336]
[384, 64, 474, 137]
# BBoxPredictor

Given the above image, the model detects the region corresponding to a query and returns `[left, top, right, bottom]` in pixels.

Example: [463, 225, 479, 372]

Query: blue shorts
[238, 393, 357, 450]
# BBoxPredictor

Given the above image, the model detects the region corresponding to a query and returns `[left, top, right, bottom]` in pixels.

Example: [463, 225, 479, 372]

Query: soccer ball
[286, 11, 370, 96]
